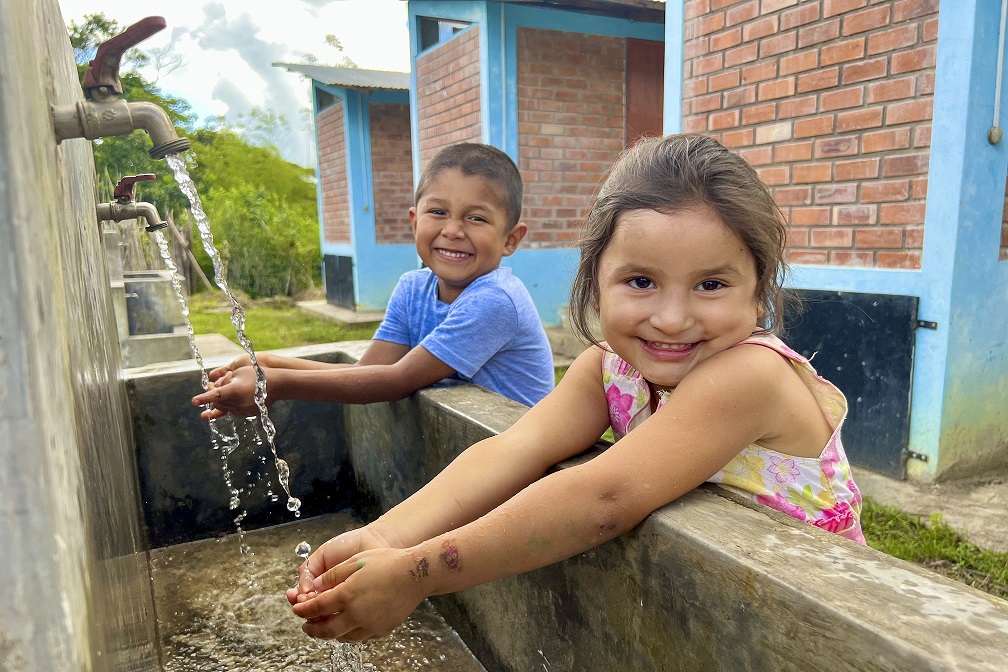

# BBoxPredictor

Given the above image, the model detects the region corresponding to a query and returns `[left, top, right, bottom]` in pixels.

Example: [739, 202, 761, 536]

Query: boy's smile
[597, 205, 761, 392]
[411, 168, 526, 303]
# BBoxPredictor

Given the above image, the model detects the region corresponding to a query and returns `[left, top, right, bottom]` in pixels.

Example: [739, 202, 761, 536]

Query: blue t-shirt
[373, 267, 554, 407]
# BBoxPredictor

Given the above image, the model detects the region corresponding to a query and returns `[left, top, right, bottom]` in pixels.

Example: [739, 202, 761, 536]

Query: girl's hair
[570, 133, 791, 347]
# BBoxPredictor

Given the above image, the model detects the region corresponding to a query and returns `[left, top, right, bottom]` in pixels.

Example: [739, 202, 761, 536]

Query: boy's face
[410, 168, 527, 303]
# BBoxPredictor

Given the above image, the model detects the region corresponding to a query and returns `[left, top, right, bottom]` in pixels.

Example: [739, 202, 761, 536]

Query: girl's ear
[502, 222, 528, 256]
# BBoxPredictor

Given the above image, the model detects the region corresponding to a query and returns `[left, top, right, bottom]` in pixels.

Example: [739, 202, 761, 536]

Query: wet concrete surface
[855, 467, 1008, 553]
[150, 512, 487, 671]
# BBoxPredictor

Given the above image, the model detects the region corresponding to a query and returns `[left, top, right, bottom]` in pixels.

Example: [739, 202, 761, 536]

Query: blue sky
[59, 0, 411, 166]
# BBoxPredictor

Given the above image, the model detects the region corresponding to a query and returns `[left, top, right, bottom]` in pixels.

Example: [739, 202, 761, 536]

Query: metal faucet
[52, 16, 191, 159]
[97, 174, 167, 232]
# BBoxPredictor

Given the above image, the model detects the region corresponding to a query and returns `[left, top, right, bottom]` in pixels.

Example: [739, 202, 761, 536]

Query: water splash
[166, 154, 301, 518]
[295, 541, 311, 560]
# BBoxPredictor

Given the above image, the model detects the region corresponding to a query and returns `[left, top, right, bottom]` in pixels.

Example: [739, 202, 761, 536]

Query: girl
[287, 134, 864, 641]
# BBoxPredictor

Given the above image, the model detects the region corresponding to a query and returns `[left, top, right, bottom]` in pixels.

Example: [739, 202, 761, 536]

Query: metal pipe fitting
[52, 99, 191, 158]
[97, 200, 167, 232]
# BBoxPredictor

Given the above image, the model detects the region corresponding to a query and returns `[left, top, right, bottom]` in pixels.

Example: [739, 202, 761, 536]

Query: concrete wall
[0, 0, 159, 669]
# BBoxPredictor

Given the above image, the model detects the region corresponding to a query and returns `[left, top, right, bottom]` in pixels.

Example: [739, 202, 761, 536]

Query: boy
[192, 143, 554, 417]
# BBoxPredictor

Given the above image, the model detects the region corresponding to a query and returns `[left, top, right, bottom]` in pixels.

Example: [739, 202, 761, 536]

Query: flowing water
[166, 153, 301, 518]
[150, 514, 488, 672]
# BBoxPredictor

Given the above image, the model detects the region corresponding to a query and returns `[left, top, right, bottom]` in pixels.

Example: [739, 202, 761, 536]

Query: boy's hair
[570, 133, 791, 347]
[414, 143, 524, 230]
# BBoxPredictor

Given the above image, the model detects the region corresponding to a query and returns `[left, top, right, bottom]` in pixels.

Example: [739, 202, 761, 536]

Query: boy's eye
[430, 209, 446, 216]
[628, 277, 655, 290]
[698, 279, 725, 291]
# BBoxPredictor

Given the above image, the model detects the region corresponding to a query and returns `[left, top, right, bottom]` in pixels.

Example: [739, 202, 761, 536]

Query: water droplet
[295, 541, 311, 559]
[286, 496, 301, 512]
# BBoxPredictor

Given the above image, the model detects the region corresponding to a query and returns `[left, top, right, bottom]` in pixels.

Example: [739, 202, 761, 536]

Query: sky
[59, 0, 412, 167]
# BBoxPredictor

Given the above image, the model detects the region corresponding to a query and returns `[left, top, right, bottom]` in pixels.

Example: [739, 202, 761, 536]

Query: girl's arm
[293, 344, 795, 639]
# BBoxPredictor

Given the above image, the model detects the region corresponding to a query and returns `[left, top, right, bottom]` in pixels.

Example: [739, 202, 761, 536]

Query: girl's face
[597, 205, 761, 392]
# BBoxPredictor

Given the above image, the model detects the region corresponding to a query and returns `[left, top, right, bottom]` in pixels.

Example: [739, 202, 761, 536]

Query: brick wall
[1002, 178, 1008, 260]
[317, 99, 351, 245]
[369, 102, 414, 245]
[683, 0, 939, 270]
[416, 26, 482, 169]
[517, 28, 626, 248]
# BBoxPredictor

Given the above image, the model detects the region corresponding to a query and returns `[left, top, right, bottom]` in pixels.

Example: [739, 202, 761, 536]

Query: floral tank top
[602, 333, 865, 544]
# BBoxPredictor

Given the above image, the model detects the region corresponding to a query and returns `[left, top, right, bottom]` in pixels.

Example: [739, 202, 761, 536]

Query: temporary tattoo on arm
[439, 540, 462, 572]
[409, 557, 430, 582]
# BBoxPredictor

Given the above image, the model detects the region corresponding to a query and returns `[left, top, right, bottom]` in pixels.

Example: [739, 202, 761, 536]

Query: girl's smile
[597, 205, 761, 389]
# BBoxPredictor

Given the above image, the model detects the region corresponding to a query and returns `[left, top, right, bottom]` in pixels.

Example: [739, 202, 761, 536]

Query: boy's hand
[291, 547, 427, 641]
[285, 525, 400, 605]
[190, 367, 263, 419]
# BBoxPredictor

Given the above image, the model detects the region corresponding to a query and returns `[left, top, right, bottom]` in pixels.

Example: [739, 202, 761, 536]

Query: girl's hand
[291, 547, 428, 641]
[191, 367, 263, 419]
[207, 354, 255, 383]
[285, 525, 401, 605]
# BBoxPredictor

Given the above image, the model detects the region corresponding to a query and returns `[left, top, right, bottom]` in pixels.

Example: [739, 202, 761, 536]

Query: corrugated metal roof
[501, 0, 665, 23]
[274, 63, 410, 90]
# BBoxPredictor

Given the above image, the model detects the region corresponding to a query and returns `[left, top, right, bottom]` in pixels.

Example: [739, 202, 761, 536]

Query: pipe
[96, 200, 167, 232]
[52, 99, 191, 158]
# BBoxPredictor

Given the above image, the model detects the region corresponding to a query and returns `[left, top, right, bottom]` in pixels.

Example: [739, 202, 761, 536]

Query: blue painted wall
[313, 83, 417, 311]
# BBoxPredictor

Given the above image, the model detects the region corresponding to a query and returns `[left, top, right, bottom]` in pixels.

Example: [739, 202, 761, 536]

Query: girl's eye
[698, 279, 724, 292]
[629, 277, 655, 290]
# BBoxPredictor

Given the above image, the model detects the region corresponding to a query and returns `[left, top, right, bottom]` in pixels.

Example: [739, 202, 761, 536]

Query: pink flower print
[606, 385, 635, 430]
[812, 501, 855, 534]
[757, 492, 809, 523]
[820, 440, 840, 479]
[847, 478, 863, 504]
[767, 455, 800, 484]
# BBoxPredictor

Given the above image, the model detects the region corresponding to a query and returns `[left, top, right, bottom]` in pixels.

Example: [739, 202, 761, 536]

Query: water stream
[166, 154, 301, 518]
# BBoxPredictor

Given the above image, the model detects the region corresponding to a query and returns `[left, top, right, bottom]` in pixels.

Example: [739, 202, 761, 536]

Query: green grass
[190, 297, 1008, 599]
[186, 292, 378, 351]
[861, 497, 1008, 599]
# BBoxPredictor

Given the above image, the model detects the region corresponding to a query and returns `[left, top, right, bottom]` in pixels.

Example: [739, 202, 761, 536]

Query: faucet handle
[82, 16, 167, 98]
[114, 174, 157, 202]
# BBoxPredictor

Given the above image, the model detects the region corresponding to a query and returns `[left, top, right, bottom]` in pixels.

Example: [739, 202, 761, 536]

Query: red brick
[710, 69, 742, 91]
[794, 115, 835, 138]
[787, 226, 811, 247]
[685, 0, 711, 21]
[798, 19, 840, 48]
[883, 152, 930, 177]
[876, 251, 922, 268]
[794, 162, 833, 183]
[815, 135, 859, 158]
[697, 11, 727, 37]
[842, 6, 891, 36]
[725, 1, 759, 27]
[774, 140, 813, 162]
[742, 61, 778, 84]
[720, 128, 755, 147]
[831, 251, 875, 266]
[834, 157, 880, 181]
[725, 42, 760, 66]
[724, 86, 757, 107]
[855, 227, 904, 248]
[821, 37, 866, 66]
[711, 27, 743, 52]
[780, 49, 819, 76]
[912, 177, 928, 199]
[781, 2, 821, 30]
[762, 0, 799, 12]
[824, 0, 868, 18]
[834, 204, 878, 224]
[775, 186, 814, 206]
[694, 53, 725, 76]
[820, 86, 865, 111]
[790, 206, 832, 225]
[842, 57, 888, 84]
[742, 103, 776, 125]
[919, 72, 936, 96]
[757, 165, 791, 185]
[692, 92, 722, 114]
[743, 16, 779, 42]
[867, 24, 918, 56]
[811, 227, 854, 247]
[886, 99, 933, 125]
[760, 32, 798, 59]
[905, 224, 924, 247]
[880, 202, 927, 224]
[739, 146, 774, 165]
[779, 95, 818, 118]
[866, 76, 916, 103]
[837, 107, 884, 132]
[891, 45, 936, 74]
[862, 127, 911, 153]
[923, 17, 939, 42]
[788, 250, 830, 264]
[861, 179, 910, 202]
[756, 121, 794, 144]
[893, 0, 939, 23]
[709, 109, 741, 130]
[758, 77, 796, 101]
[815, 183, 857, 203]
[797, 67, 840, 93]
